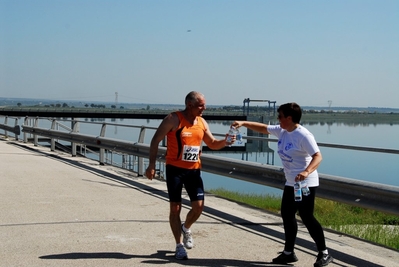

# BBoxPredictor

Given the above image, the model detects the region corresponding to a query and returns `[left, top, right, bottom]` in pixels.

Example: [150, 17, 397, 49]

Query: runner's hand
[145, 167, 155, 180]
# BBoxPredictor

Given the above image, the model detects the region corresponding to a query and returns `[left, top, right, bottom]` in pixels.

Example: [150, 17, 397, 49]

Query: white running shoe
[175, 244, 188, 260]
[181, 223, 194, 249]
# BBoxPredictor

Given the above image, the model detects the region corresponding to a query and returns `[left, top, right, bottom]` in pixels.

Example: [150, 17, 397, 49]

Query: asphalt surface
[1, 138, 398, 267]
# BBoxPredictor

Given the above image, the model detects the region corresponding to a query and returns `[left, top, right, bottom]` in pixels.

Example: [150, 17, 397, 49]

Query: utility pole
[115, 92, 119, 134]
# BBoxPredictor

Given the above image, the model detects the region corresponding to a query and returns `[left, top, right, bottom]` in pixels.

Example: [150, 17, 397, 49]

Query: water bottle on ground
[301, 180, 310, 196]
[294, 182, 302, 201]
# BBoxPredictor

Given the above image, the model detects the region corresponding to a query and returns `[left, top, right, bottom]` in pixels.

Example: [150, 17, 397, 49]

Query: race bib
[182, 145, 200, 162]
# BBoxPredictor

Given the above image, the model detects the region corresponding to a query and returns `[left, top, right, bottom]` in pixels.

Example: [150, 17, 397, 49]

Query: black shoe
[314, 252, 333, 267]
[272, 251, 298, 264]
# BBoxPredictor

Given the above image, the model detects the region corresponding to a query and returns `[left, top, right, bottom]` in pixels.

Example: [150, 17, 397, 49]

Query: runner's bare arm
[201, 118, 231, 150]
[145, 113, 178, 179]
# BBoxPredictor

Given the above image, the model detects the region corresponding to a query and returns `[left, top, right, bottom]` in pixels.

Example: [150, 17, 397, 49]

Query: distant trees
[12, 101, 127, 109]
[16, 101, 127, 109]
[89, 103, 106, 108]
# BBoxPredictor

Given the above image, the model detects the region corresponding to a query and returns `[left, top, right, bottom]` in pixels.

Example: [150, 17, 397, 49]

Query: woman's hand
[231, 121, 243, 129]
[295, 170, 310, 182]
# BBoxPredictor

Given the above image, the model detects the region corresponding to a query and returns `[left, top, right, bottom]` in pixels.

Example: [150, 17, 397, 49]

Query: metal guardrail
[1, 116, 399, 216]
[0, 116, 21, 139]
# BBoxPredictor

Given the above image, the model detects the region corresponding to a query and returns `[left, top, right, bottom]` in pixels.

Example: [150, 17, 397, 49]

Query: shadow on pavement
[39, 250, 284, 266]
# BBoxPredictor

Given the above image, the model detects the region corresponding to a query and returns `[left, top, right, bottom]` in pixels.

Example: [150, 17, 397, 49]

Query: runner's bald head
[185, 91, 204, 105]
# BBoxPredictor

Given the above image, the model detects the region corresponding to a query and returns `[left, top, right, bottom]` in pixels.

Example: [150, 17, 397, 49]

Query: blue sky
[1, 0, 398, 108]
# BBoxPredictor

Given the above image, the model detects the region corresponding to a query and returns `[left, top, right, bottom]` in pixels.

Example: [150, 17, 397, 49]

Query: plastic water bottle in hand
[226, 126, 241, 144]
[236, 131, 242, 144]
[294, 182, 302, 201]
[301, 180, 310, 196]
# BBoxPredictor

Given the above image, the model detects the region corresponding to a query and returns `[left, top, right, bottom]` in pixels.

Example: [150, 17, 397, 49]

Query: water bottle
[301, 180, 310, 196]
[294, 182, 302, 201]
[236, 131, 242, 144]
[226, 126, 239, 143]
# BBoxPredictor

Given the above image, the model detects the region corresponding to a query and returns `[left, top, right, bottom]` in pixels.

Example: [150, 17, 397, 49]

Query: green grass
[209, 188, 399, 250]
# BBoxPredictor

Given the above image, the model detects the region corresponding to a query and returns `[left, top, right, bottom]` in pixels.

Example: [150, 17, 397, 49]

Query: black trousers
[281, 186, 327, 252]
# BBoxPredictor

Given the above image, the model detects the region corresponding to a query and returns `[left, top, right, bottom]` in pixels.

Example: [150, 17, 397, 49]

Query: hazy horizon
[2, 96, 399, 111]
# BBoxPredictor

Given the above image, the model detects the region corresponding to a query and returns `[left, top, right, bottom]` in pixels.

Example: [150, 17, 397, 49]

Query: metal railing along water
[1, 116, 399, 216]
[0, 116, 21, 140]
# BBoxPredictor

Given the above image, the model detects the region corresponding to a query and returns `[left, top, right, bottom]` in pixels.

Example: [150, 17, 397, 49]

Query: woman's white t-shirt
[267, 124, 320, 187]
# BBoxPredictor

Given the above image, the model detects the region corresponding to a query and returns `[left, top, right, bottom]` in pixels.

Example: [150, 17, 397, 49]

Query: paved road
[1, 138, 398, 267]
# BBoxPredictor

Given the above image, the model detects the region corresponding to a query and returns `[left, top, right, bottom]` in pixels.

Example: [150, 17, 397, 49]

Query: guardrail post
[99, 123, 107, 165]
[33, 117, 39, 146]
[138, 126, 146, 143]
[137, 126, 147, 176]
[4, 116, 8, 138]
[23, 117, 29, 143]
[50, 119, 57, 151]
[13, 118, 19, 140]
[71, 119, 79, 157]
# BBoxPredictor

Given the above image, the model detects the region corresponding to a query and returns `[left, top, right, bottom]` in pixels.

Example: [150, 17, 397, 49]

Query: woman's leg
[298, 187, 327, 251]
[281, 186, 298, 252]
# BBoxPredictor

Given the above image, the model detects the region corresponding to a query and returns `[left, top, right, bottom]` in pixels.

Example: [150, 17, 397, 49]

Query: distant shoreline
[300, 112, 399, 124]
[1, 97, 399, 113]
[1, 105, 399, 124]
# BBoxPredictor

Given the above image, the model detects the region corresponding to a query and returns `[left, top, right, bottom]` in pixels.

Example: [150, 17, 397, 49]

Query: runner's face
[277, 112, 289, 129]
[190, 97, 206, 116]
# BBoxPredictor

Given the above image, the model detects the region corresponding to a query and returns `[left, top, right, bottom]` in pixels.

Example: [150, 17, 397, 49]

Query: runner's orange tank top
[165, 111, 206, 169]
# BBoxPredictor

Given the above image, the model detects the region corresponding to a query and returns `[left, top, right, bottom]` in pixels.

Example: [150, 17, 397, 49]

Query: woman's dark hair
[277, 102, 302, 123]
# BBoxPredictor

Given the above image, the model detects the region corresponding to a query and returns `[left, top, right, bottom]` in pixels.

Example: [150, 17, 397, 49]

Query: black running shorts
[165, 164, 204, 202]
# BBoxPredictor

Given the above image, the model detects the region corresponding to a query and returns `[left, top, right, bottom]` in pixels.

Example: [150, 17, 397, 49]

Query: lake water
[72, 117, 399, 197]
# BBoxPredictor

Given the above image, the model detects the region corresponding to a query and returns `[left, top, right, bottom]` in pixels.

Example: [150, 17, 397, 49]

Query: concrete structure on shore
[1, 138, 398, 267]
